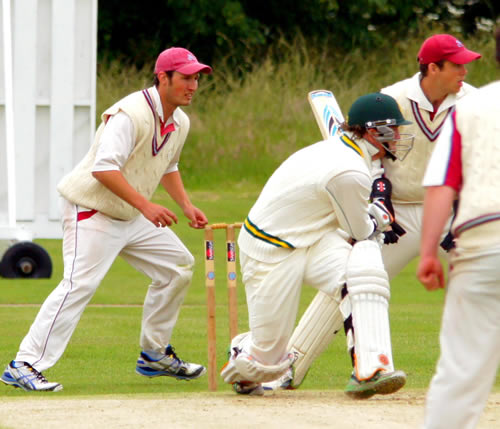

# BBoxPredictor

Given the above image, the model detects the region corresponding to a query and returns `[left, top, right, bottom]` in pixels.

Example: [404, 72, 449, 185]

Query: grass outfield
[0, 188, 498, 396]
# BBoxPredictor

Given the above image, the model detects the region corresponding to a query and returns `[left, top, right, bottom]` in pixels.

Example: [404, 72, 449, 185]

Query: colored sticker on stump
[227, 242, 236, 262]
[206, 241, 214, 260]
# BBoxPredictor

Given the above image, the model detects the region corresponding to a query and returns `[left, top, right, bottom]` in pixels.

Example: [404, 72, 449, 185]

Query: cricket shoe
[232, 381, 265, 396]
[221, 344, 295, 386]
[262, 366, 296, 391]
[344, 369, 406, 399]
[136, 345, 206, 380]
[1, 361, 63, 392]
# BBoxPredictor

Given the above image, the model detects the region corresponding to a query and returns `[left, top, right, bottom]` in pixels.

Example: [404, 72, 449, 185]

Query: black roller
[0, 241, 52, 278]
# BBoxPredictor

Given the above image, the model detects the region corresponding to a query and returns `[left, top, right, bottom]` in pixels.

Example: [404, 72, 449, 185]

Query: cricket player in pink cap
[1, 47, 212, 391]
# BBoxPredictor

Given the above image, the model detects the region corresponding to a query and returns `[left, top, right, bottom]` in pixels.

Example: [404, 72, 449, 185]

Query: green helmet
[347, 93, 411, 128]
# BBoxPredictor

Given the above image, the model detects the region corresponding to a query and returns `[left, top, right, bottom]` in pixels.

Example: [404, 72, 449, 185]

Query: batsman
[220, 93, 414, 397]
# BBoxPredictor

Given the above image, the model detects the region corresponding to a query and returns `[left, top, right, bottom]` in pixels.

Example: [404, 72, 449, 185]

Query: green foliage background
[98, 0, 499, 69]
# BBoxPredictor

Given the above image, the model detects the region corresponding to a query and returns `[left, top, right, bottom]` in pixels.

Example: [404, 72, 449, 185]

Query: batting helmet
[347, 93, 413, 161]
[347, 93, 411, 128]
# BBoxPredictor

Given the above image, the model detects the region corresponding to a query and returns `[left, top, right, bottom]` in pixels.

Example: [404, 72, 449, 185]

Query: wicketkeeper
[220, 93, 414, 397]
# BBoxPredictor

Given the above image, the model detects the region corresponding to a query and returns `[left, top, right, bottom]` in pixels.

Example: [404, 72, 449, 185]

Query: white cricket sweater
[238, 136, 373, 263]
[57, 88, 189, 220]
[451, 81, 500, 249]
[382, 73, 475, 203]
[424, 81, 500, 249]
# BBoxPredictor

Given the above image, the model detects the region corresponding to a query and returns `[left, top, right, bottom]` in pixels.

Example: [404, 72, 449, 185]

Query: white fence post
[0, 0, 97, 240]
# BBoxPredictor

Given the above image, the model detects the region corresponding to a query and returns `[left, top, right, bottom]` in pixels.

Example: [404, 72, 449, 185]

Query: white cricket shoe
[136, 345, 206, 380]
[261, 366, 296, 391]
[232, 381, 265, 396]
[1, 361, 62, 392]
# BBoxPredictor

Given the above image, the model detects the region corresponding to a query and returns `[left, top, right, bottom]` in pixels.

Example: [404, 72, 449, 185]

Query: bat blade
[308, 89, 345, 140]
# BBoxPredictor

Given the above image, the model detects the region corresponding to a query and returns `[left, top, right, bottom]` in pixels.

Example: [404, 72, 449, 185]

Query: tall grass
[96, 27, 497, 189]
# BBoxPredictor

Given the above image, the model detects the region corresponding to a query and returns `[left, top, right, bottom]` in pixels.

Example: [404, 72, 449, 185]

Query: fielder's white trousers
[239, 230, 351, 365]
[16, 198, 194, 372]
[423, 249, 500, 429]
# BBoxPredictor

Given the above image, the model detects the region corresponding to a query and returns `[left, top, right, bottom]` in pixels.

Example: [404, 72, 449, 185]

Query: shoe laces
[165, 346, 184, 365]
[25, 363, 49, 383]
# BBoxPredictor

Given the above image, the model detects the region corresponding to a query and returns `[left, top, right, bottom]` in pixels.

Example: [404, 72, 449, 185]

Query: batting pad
[287, 290, 345, 386]
[346, 239, 394, 380]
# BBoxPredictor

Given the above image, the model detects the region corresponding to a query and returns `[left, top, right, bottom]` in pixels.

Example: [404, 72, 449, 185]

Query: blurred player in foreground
[265, 33, 481, 394]
[221, 93, 414, 397]
[417, 28, 500, 429]
[1, 47, 211, 392]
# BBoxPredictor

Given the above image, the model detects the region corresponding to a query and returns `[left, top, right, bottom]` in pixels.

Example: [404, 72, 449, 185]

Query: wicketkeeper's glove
[440, 231, 456, 252]
[370, 177, 406, 244]
[439, 200, 459, 252]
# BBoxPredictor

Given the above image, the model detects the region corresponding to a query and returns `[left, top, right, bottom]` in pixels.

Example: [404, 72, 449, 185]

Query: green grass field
[1, 27, 499, 399]
[1, 188, 497, 397]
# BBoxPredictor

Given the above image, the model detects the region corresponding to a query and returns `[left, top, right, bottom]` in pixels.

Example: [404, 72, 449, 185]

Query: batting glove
[382, 220, 406, 244]
[368, 200, 394, 233]
[370, 178, 406, 244]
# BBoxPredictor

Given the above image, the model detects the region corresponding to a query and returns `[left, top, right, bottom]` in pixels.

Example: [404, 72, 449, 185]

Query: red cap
[154, 47, 212, 75]
[417, 34, 481, 65]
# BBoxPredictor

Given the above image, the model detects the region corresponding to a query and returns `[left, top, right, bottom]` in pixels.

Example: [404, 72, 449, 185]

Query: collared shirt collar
[408, 72, 462, 116]
[149, 86, 180, 128]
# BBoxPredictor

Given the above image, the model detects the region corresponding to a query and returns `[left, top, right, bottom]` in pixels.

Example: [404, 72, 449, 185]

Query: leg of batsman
[264, 239, 405, 396]
[344, 239, 405, 398]
[346, 239, 394, 377]
[220, 332, 295, 385]
[204, 226, 217, 391]
[261, 289, 346, 390]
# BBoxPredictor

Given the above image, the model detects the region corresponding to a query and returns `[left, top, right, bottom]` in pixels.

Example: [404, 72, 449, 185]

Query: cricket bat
[308, 89, 345, 140]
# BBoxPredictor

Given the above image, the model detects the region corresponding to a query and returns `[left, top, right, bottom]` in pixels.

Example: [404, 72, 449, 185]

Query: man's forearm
[161, 171, 191, 209]
[92, 170, 149, 211]
[421, 186, 456, 257]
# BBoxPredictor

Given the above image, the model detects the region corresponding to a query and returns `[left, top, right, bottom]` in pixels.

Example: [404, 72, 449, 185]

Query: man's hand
[382, 220, 406, 244]
[368, 200, 394, 232]
[382, 226, 399, 244]
[140, 201, 178, 227]
[370, 177, 406, 244]
[160, 171, 208, 229]
[417, 255, 445, 291]
[183, 205, 208, 229]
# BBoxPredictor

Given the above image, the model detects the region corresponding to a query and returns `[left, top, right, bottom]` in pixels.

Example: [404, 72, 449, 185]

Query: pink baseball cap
[154, 47, 212, 75]
[417, 34, 481, 64]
